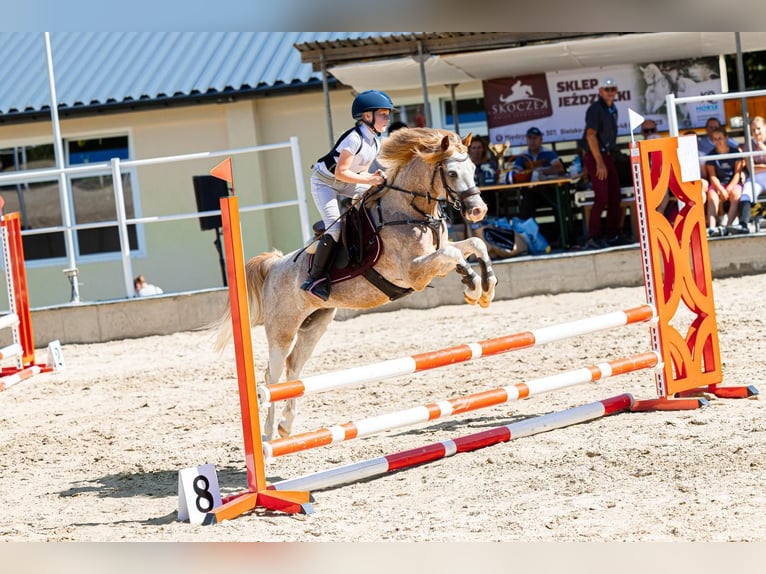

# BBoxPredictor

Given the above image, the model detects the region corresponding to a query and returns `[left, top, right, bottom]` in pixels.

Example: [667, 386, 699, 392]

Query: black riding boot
[301, 234, 336, 301]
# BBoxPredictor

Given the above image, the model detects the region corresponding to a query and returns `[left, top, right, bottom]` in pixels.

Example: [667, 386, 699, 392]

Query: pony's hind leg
[278, 308, 337, 438]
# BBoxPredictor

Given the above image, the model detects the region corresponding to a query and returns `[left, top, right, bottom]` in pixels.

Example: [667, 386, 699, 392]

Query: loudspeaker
[192, 175, 229, 231]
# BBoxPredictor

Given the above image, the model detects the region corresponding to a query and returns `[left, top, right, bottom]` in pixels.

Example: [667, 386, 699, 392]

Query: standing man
[580, 77, 625, 249]
[513, 126, 565, 220]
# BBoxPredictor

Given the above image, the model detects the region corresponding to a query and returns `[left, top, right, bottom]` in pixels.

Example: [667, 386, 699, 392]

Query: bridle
[371, 152, 480, 216]
[363, 150, 481, 248]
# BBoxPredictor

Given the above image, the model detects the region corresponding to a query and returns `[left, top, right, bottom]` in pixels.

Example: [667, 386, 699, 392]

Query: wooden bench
[573, 186, 638, 241]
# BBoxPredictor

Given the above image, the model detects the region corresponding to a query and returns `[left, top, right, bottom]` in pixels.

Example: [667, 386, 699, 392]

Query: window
[443, 97, 489, 127]
[0, 134, 138, 261]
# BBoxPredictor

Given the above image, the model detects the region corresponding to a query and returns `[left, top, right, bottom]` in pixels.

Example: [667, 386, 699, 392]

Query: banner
[485, 57, 724, 147]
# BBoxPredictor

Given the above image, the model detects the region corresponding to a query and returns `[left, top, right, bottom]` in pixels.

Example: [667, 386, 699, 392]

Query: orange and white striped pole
[258, 305, 655, 405]
[264, 352, 659, 459]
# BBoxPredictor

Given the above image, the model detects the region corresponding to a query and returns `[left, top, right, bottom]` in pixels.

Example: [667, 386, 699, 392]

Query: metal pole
[735, 33, 756, 202]
[665, 93, 679, 137]
[44, 32, 80, 303]
[290, 136, 313, 243]
[110, 158, 135, 298]
[320, 52, 334, 148]
[448, 83, 460, 134]
[416, 40, 432, 127]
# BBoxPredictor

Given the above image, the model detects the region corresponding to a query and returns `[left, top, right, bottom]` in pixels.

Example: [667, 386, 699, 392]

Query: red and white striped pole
[258, 305, 655, 405]
[270, 393, 634, 493]
[264, 352, 659, 459]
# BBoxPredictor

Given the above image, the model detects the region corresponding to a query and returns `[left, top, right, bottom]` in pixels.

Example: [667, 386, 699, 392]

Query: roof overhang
[318, 32, 766, 92]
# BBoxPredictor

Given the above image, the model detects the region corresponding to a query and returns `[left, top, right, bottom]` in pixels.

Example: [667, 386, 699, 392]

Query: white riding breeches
[310, 172, 367, 241]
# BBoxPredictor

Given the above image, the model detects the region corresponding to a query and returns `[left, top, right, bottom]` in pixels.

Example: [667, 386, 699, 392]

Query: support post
[203, 188, 312, 524]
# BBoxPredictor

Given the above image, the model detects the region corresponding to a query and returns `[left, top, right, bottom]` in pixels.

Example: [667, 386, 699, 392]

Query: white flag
[628, 108, 645, 132]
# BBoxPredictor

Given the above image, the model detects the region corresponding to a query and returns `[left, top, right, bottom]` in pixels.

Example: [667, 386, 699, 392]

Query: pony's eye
[448, 170, 458, 178]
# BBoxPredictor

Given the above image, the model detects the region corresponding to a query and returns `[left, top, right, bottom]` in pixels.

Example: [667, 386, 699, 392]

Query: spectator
[387, 121, 408, 136]
[510, 126, 565, 220]
[641, 119, 660, 140]
[705, 127, 744, 236]
[738, 115, 766, 232]
[468, 135, 498, 186]
[697, 118, 738, 201]
[697, 117, 740, 156]
[579, 77, 627, 249]
[134, 275, 163, 297]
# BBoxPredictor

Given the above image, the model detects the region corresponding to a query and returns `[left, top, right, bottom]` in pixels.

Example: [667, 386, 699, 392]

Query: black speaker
[192, 175, 229, 231]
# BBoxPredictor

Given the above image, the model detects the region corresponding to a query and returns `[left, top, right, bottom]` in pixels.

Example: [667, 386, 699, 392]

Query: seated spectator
[508, 126, 565, 220]
[468, 135, 498, 186]
[387, 120, 408, 136]
[134, 275, 164, 297]
[697, 117, 740, 156]
[697, 118, 737, 197]
[705, 127, 744, 235]
[739, 115, 766, 232]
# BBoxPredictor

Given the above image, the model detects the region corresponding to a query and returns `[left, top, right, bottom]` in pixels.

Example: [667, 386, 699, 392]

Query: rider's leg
[304, 179, 343, 300]
[301, 233, 336, 300]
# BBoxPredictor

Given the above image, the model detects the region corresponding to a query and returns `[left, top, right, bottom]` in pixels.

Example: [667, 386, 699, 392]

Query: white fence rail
[0, 137, 312, 301]
[666, 88, 766, 194]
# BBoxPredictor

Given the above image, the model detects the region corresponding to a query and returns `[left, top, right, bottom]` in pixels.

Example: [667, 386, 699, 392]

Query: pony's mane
[377, 128, 466, 176]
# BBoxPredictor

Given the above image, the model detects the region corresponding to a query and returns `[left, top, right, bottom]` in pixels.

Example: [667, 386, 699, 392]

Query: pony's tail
[212, 249, 282, 353]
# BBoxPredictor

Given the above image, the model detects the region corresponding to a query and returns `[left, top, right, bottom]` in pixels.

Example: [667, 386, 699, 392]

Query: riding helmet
[352, 90, 395, 119]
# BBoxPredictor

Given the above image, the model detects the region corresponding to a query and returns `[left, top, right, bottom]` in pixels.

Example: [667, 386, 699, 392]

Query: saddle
[308, 202, 381, 281]
[307, 202, 413, 301]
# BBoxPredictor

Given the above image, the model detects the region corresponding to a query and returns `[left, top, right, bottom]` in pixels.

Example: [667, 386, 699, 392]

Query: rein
[370, 157, 480, 246]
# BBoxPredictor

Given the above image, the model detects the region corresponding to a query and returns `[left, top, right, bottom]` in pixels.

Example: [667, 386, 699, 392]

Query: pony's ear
[462, 132, 473, 147]
[440, 135, 451, 152]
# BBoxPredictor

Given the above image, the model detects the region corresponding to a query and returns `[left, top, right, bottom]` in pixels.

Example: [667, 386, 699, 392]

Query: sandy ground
[1, 273, 765, 543]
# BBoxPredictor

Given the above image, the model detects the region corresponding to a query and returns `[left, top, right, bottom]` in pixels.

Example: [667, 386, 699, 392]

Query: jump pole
[269, 393, 634, 493]
[203, 170, 313, 523]
[264, 351, 659, 459]
[258, 305, 655, 404]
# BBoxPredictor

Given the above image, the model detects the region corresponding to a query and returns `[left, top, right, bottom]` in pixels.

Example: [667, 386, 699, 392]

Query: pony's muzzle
[463, 197, 488, 222]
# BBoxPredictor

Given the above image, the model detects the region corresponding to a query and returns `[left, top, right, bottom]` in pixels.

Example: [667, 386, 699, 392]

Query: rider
[302, 89, 393, 300]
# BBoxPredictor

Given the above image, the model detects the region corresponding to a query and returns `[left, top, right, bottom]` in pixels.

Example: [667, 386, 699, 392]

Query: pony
[640, 63, 672, 114]
[215, 127, 498, 441]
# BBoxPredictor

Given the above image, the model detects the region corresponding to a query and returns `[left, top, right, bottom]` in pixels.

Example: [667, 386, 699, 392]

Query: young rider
[302, 89, 394, 300]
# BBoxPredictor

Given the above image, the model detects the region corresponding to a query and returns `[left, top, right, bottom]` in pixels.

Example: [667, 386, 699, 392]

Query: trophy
[488, 141, 511, 181]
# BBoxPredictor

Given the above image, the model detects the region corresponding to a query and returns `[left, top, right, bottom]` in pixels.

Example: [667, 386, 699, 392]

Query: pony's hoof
[277, 423, 291, 438]
[463, 293, 479, 306]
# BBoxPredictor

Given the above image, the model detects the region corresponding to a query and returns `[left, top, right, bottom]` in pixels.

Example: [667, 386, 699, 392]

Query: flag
[628, 109, 645, 133]
[210, 157, 233, 184]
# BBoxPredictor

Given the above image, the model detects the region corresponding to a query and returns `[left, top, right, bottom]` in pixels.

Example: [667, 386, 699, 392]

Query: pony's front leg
[411, 245, 484, 305]
[450, 237, 497, 308]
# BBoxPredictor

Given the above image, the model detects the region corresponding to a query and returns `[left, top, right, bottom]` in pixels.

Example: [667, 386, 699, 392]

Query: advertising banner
[485, 57, 723, 147]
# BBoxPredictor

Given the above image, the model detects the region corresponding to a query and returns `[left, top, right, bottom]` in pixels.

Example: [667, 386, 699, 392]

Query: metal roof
[0, 32, 392, 120]
[294, 32, 602, 70]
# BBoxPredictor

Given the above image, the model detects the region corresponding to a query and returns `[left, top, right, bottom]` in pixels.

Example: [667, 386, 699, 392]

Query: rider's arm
[335, 148, 385, 186]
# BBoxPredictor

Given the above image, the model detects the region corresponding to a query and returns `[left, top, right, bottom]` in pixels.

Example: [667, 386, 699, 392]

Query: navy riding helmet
[352, 90, 394, 120]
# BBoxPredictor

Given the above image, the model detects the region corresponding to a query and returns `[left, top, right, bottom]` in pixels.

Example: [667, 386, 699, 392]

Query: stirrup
[301, 277, 330, 301]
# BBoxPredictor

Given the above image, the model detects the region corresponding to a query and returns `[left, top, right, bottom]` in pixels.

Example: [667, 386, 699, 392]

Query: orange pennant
[210, 157, 233, 184]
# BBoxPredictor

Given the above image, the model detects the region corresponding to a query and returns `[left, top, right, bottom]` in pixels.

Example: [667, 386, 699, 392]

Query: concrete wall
[17, 233, 766, 347]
